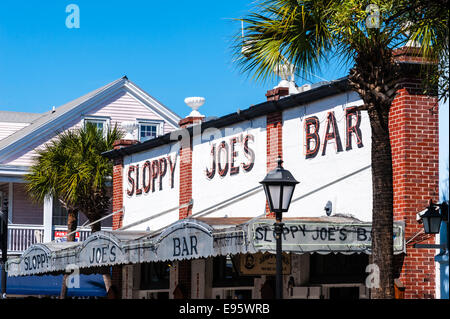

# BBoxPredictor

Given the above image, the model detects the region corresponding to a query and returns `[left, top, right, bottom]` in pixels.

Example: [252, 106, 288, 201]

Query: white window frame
[137, 119, 163, 142]
[83, 116, 111, 136]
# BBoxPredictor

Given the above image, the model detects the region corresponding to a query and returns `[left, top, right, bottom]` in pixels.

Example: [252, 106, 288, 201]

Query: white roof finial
[184, 97, 205, 118]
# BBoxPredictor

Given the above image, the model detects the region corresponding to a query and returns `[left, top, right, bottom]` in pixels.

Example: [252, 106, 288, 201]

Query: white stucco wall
[122, 142, 180, 231]
[282, 92, 373, 221]
[191, 116, 267, 218]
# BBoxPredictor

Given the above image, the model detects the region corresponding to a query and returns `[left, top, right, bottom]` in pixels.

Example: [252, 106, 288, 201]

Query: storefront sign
[19, 245, 52, 273]
[249, 220, 405, 254]
[126, 154, 177, 197]
[304, 107, 363, 159]
[154, 219, 214, 261]
[239, 252, 291, 275]
[78, 233, 125, 267]
[205, 134, 255, 179]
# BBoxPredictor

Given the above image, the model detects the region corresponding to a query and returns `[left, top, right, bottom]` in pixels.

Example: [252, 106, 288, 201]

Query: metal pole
[274, 212, 284, 299]
[1, 198, 8, 299]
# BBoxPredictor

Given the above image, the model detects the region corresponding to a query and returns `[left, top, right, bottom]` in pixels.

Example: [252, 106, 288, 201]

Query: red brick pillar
[391, 47, 439, 299]
[265, 88, 285, 217]
[178, 117, 203, 219]
[175, 116, 203, 298]
[111, 139, 138, 229]
[110, 139, 138, 298]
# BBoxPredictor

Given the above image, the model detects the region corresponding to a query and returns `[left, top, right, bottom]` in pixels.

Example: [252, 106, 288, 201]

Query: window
[138, 120, 162, 142]
[84, 117, 110, 135]
[52, 198, 70, 226]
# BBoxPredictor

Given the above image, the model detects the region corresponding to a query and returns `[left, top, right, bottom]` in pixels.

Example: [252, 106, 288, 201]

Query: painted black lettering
[173, 238, 181, 256]
[290, 226, 299, 238]
[182, 237, 190, 256]
[110, 245, 117, 262]
[339, 228, 347, 241]
[255, 227, 264, 241]
[357, 228, 367, 241]
[312, 228, 319, 240]
[328, 227, 336, 241]
[190, 235, 198, 255]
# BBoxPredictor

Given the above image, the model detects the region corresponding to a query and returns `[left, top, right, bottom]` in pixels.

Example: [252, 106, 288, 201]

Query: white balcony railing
[4, 224, 112, 254]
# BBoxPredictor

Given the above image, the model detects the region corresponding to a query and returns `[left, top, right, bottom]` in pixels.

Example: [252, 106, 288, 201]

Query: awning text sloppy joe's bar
[7, 216, 405, 277]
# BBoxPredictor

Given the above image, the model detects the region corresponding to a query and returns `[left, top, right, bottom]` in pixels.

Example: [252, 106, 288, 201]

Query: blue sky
[0, 0, 448, 195]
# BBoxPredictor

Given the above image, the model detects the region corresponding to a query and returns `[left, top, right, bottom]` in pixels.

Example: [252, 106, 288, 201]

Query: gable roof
[0, 76, 181, 164]
[0, 111, 43, 123]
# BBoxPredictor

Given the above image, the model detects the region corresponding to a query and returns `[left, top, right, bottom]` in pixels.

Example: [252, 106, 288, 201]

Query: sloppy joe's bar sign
[204, 133, 255, 179]
[249, 220, 405, 254]
[126, 154, 177, 197]
[303, 107, 363, 159]
[19, 245, 52, 273]
[77, 233, 124, 267]
[154, 219, 214, 261]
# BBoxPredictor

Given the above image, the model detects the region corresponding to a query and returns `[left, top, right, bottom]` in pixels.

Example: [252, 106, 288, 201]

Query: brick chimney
[266, 87, 289, 101]
[391, 46, 439, 299]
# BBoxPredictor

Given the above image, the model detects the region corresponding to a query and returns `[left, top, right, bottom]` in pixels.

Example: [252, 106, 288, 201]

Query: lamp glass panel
[268, 185, 281, 211]
[281, 185, 295, 211]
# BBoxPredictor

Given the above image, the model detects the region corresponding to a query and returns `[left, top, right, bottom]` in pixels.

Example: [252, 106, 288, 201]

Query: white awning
[7, 216, 405, 277]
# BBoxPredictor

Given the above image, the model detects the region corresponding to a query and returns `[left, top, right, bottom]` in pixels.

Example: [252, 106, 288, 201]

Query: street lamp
[421, 200, 445, 235]
[260, 156, 299, 299]
[419, 200, 449, 250]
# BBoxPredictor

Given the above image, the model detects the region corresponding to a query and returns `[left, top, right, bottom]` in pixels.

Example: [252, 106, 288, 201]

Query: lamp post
[420, 199, 449, 251]
[260, 157, 299, 299]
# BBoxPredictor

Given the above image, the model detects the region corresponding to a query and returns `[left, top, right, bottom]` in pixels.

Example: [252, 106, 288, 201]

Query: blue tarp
[1, 265, 107, 297]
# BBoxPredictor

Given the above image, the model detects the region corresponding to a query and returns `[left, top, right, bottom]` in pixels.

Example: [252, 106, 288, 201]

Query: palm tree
[233, 0, 448, 298]
[25, 122, 123, 298]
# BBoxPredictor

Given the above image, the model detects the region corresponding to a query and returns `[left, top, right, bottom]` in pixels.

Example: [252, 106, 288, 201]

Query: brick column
[178, 117, 203, 219]
[391, 47, 439, 299]
[175, 116, 204, 297]
[265, 109, 283, 217]
[110, 139, 138, 299]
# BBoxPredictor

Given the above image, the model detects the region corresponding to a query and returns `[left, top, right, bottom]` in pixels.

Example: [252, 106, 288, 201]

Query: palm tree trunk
[368, 105, 395, 299]
[60, 208, 78, 299]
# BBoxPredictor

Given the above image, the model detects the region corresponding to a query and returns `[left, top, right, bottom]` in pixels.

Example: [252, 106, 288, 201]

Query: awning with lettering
[7, 216, 405, 277]
[6, 219, 249, 277]
[246, 216, 405, 255]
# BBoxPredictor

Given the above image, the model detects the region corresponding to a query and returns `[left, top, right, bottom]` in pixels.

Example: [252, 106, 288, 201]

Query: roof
[103, 76, 350, 160]
[0, 111, 43, 123]
[0, 76, 182, 164]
